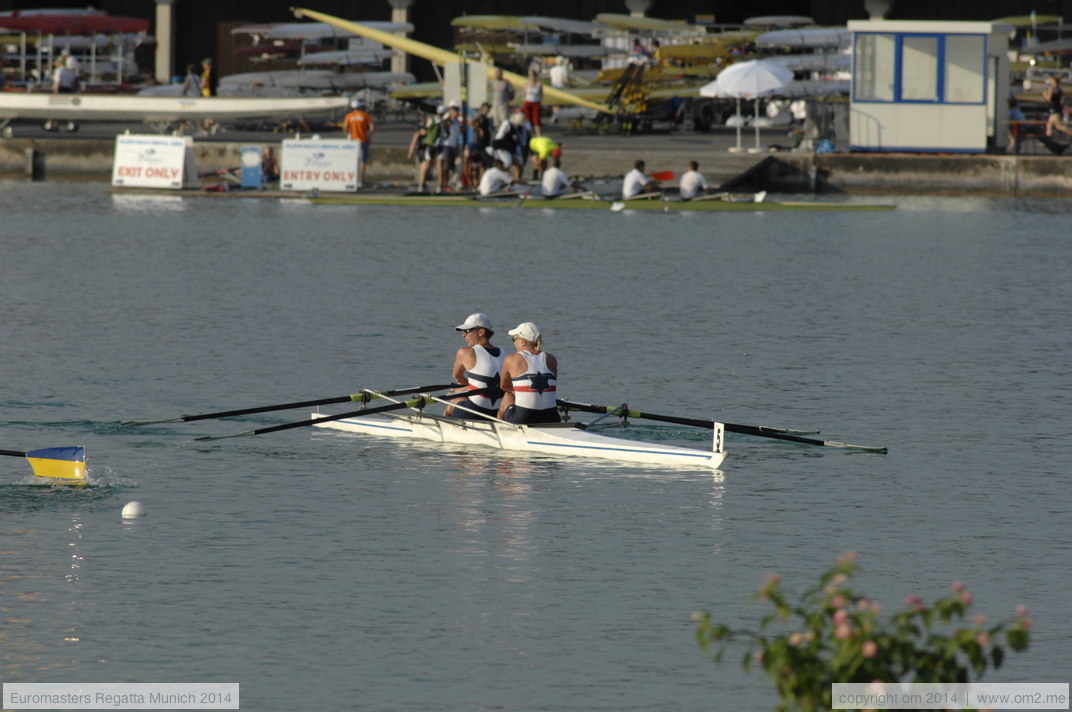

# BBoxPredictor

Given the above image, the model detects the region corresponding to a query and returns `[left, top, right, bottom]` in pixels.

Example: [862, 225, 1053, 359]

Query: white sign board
[280, 139, 359, 192]
[111, 134, 194, 189]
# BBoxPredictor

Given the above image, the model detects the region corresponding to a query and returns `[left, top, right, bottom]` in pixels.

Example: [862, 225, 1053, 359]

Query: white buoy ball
[121, 501, 146, 519]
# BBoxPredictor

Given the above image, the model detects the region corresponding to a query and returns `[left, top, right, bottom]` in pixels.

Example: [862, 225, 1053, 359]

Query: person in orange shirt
[343, 98, 376, 187]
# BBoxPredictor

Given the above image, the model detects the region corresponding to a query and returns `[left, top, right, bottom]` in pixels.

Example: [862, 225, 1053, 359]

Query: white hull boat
[0, 93, 349, 121]
[313, 409, 727, 469]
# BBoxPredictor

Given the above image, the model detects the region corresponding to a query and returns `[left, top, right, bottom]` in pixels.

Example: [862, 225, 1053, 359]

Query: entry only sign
[280, 138, 359, 192]
[112, 134, 195, 189]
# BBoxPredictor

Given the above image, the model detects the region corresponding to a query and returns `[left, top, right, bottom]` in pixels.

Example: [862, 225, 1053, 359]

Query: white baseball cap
[508, 322, 540, 342]
[455, 313, 493, 331]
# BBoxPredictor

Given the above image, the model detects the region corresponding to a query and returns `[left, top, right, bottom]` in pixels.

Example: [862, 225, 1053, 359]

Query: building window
[853, 32, 986, 104]
[944, 34, 985, 103]
[854, 33, 895, 101]
[901, 35, 938, 101]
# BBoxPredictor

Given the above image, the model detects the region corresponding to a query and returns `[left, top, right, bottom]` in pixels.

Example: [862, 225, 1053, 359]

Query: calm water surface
[1, 182, 1069, 711]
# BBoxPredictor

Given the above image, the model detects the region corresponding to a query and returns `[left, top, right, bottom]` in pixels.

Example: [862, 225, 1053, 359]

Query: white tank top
[465, 344, 505, 410]
[510, 351, 557, 410]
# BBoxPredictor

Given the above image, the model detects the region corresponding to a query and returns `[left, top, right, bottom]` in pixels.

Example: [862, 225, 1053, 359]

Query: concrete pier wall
[3, 137, 1072, 197]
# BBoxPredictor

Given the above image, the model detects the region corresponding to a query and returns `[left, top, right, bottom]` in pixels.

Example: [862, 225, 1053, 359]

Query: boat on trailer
[312, 397, 726, 469]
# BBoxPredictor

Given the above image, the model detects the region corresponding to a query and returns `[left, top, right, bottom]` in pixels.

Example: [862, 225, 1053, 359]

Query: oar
[1, 446, 87, 480]
[196, 387, 493, 442]
[557, 400, 887, 453]
[122, 384, 454, 426]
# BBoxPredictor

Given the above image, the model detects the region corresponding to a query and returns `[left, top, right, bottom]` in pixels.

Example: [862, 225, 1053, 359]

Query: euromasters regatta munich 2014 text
[7, 691, 198, 706]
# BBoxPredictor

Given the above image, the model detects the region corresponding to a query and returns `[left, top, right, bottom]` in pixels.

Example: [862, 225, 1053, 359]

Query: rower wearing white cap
[446, 313, 505, 419]
[499, 322, 560, 424]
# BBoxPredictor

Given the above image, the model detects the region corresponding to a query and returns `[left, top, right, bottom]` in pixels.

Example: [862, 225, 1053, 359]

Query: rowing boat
[310, 193, 894, 212]
[312, 406, 727, 469]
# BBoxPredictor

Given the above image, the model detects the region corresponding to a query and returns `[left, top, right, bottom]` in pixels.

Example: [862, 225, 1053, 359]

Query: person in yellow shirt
[527, 135, 559, 181]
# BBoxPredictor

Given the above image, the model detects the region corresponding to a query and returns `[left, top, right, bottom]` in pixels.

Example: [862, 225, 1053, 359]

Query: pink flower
[753, 650, 765, 664]
[861, 640, 878, 658]
[835, 623, 853, 639]
[833, 609, 850, 625]
[904, 594, 925, 609]
[1016, 605, 1029, 617]
[960, 590, 973, 606]
[976, 632, 989, 647]
[974, 614, 987, 627]
[952, 581, 966, 592]
[766, 572, 781, 584]
[831, 595, 847, 609]
[839, 551, 859, 564]
[1023, 617, 1034, 631]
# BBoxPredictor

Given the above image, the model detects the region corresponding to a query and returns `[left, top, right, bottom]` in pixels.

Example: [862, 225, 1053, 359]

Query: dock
[3, 119, 1072, 198]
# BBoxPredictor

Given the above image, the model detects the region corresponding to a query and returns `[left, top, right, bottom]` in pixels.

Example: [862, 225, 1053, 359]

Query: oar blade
[25, 446, 87, 480]
[824, 441, 888, 454]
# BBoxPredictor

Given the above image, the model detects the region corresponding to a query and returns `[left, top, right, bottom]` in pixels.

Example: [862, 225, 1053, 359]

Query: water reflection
[443, 456, 542, 578]
[63, 516, 84, 643]
[0, 512, 90, 676]
[110, 193, 186, 213]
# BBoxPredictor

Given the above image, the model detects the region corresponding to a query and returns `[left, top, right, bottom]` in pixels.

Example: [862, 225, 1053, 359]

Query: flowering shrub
[693, 554, 1032, 712]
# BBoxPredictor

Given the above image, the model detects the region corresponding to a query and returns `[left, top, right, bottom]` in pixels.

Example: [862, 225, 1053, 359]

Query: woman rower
[446, 313, 505, 419]
[498, 322, 560, 424]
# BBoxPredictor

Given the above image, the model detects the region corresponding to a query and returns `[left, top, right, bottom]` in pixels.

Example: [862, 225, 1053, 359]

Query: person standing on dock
[181, 64, 202, 97]
[548, 57, 570, 124]
[446, 313, 505, 419]
[200, 58, 218, 97]
[344, 98, 376, 188]
[437, 101, 463, 192]
[490, 67, 514, 128]
[523, 69, 543, 137]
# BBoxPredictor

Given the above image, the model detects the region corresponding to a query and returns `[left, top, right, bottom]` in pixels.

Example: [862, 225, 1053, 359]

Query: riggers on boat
[312, 398, 727, 470]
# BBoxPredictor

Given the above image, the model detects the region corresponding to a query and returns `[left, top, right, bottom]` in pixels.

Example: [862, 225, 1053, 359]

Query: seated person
[478, 159, 515, 196]
[622, 160, 658, 199]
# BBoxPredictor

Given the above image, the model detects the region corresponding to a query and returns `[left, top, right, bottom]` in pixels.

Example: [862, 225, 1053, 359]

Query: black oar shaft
[195, 397, 429, 441]
[196, 387, 493, 442]
[0, 449, 28, 457]
[125, 383, 453, 426]
[175, 395, 355, 422]
[557, 400, 886, 453]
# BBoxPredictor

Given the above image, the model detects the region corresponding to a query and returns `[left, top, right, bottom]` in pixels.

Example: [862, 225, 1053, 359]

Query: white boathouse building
[848, 20, 1012, 152]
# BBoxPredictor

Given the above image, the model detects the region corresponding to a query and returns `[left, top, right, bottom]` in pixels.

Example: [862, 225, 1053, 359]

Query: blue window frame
[854, 32, 986, 105]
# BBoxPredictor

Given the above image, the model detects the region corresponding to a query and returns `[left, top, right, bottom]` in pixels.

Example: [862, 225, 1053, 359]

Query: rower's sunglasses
[460, 328, 479, 333]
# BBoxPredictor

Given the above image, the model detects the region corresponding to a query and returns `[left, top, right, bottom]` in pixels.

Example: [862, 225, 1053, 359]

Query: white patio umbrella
[700, 59, 794, 152]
